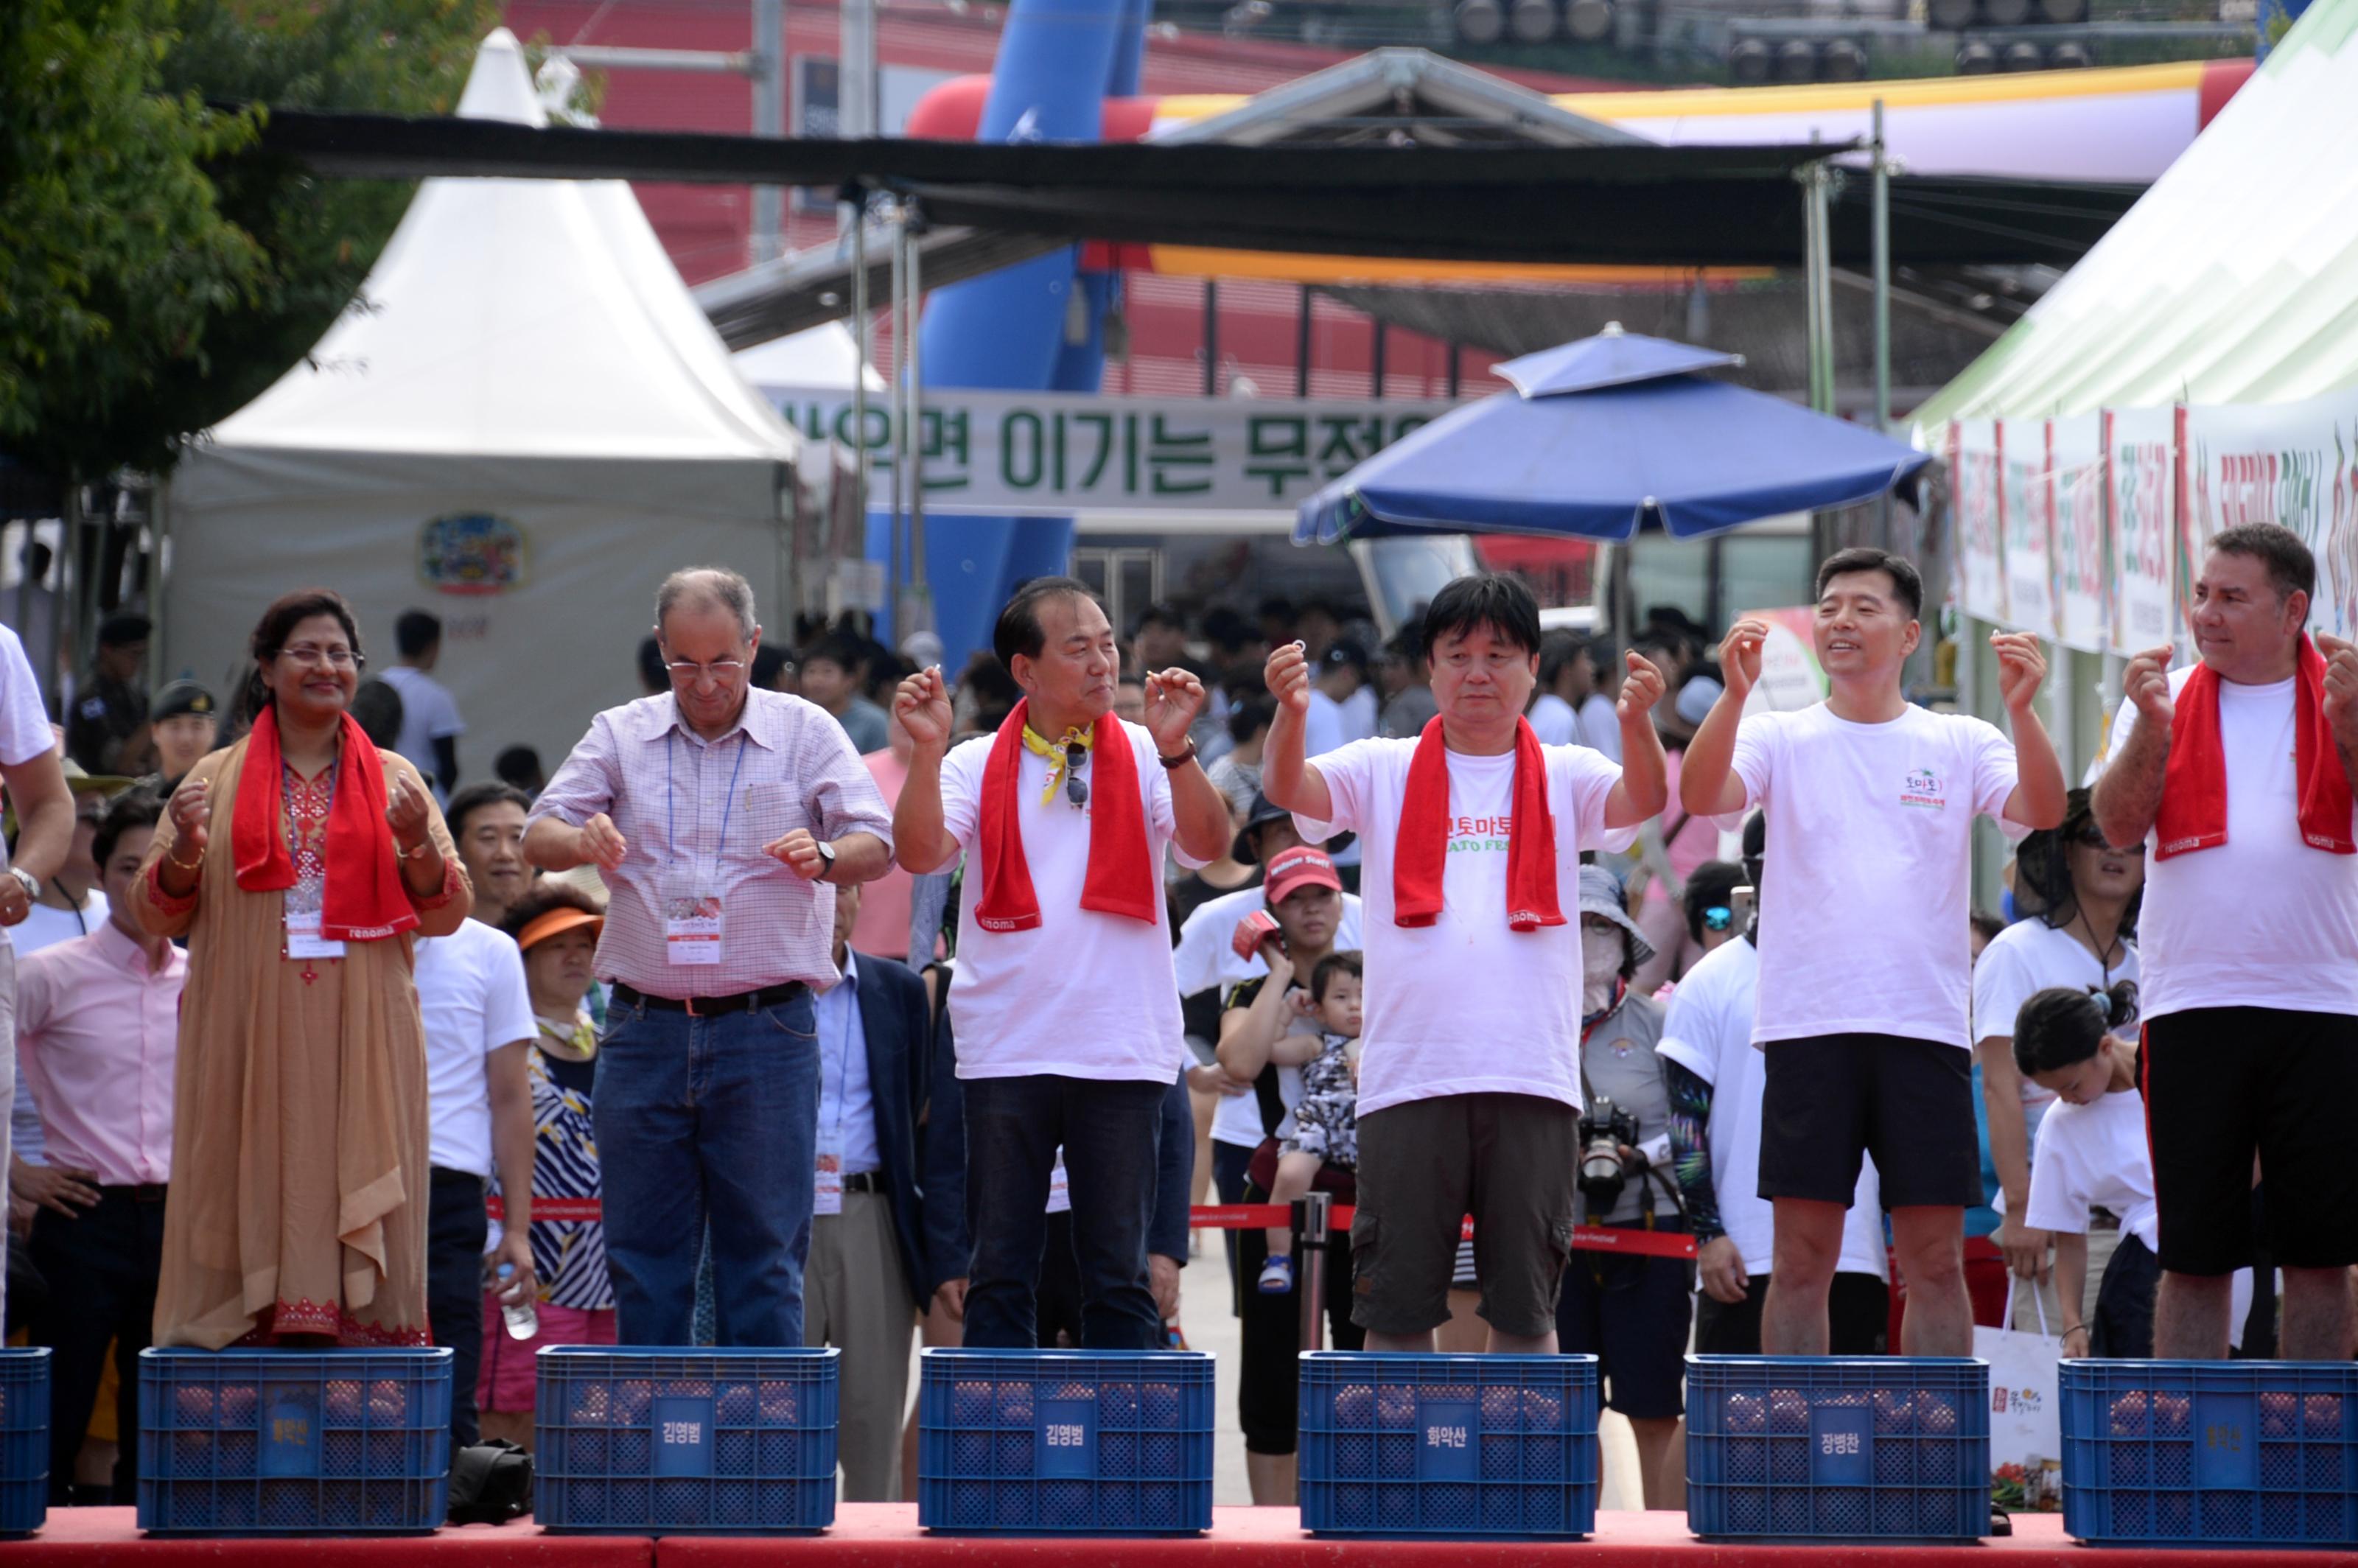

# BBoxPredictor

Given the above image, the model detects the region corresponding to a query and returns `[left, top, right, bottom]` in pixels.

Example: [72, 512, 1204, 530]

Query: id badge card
[285, 901, 347, 960]
[814, 1126, 844, 1216]
[663, 861, 724, 967]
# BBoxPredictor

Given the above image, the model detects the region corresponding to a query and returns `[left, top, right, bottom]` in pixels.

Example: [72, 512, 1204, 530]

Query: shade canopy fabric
[1298, 328, 1931, 544]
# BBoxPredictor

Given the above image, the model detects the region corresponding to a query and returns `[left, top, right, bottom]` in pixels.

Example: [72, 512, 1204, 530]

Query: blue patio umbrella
[1297, 324, 1931, 546]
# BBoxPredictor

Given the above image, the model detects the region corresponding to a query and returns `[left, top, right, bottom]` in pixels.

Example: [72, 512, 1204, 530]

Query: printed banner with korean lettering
[2105, 405, 2176, 654]
[760, 386, 1457, 516]
[1997, 418, 2057, 641]
[2179, 391, 2358, 638]
[2049, 413, 2108, 654]
[1953, 419, 2004, 624]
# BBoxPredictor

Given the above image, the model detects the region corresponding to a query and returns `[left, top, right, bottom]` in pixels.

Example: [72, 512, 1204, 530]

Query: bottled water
[494, 1261, 539, 1340]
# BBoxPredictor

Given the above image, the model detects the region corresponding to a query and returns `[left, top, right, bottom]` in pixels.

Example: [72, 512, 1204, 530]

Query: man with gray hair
[527, 567, 895, 1345]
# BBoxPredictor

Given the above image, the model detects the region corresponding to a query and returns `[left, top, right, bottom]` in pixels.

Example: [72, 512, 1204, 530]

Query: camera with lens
[1577, 1096, 1642, 1208]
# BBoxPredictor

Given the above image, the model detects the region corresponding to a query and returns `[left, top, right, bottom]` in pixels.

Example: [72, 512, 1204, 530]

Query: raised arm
[1261, 642, 1333, 822]
[1992, 633, 2067, 830]
[1144, 668, 1232, 865]
[2091, 644, 2174, 851]
[891, 667, 957, 875]
[1603, 651, 1669, 829]
[1679, 619, 1766, 819]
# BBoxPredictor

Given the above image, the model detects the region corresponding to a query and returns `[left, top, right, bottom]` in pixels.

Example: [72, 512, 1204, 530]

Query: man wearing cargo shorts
[1262, 573, 1668, 1348]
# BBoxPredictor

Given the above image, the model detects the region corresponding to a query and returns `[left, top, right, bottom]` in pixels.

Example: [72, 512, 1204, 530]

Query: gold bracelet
[396, 839, 434, 861]
[165, 844, 204, 872]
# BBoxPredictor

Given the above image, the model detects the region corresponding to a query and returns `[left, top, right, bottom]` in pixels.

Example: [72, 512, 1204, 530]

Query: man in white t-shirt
[0, 622, 74, 1327]
[382, 609, 466, 802]
[1262, 572, 1668, 1352]
[1661, 813, 1891, 1355]
[2092, 522, 2358, 1362]
[413, 909, 538, 1446]
[892, 578, 1232, 1350]
[1970, 787, 2142, 1289]
[1681, 547, 2065, 1357]
[1526, 632, 1593, 749]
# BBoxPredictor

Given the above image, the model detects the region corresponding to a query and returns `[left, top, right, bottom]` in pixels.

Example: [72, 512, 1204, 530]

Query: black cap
[97, 613, 152, 647]
[1233, 791, 1354, 866]
[1320, 639, 1370, 675]
[151, 679, 217, 723]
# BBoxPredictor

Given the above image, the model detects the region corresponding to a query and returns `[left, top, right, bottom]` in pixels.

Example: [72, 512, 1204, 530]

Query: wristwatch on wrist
[7, 867, 36, 902]
[815, 839, 839, 879]
[1158, 738, 1197, 771]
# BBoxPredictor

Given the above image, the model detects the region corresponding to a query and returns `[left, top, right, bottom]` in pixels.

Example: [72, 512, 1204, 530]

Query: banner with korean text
[762, 386, 1455, 516]
[2049, 413, 2107, 654]
[2105, 405, 2176, 654]
[2178, 391, 2358, 639]
[1953, 419, 2005, 624]
[1997, 418, 2057, 641]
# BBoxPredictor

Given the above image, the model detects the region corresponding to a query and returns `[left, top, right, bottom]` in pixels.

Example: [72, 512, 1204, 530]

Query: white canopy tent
[165, 27, 805, 769]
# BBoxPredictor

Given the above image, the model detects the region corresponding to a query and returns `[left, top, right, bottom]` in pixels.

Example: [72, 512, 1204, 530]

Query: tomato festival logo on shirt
[1900, 768, 1948, 811]
[1446, 813, 1513, 853]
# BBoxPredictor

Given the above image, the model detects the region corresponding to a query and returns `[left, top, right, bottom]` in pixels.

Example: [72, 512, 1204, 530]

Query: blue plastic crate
[1297, 1351, 1600, 1539]
[916, 1348, 1214, 1535]
[2060, 1359, 2358, 1547]
[135, 1348, 451, 1535]
[0, 1348, 49, 1536]
[1685, 1356, 1991, 1542]
[533, 1346, 838, 1535]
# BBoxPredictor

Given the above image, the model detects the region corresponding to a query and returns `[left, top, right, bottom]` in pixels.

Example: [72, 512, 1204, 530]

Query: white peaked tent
[166, 28, 805, 767]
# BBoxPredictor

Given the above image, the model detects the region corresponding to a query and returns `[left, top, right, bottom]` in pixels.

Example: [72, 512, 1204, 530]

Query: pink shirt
[529, 690, 894, 997]
[850, 749, 915, 959]
[17, 920, 186, 1186]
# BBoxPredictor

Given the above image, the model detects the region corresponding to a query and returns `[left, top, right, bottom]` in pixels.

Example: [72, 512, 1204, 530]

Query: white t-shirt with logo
[2023, 1087, 2157, 1251]
[933, 721, 1201, 1084]
[1657, 937, 1889, 1284]
[414, 917, 537, 1177]
[1732, 703, 2019, 1048]
[1971, 919, 2141, 1108]
[2110, 668, 2358, 1018]
[1292, 735, 1633, 1117]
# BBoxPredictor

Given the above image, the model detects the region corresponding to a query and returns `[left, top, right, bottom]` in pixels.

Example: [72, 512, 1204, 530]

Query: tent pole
[1814, 167, 1836, 416]
[1871, 100, 1891, 435]
[752, 0, 785, 264]
[1800, 161, 1825, 416]
[887, 197, 907, 634]
[849, 188, 872, 609]
[907, 199, 931, 634]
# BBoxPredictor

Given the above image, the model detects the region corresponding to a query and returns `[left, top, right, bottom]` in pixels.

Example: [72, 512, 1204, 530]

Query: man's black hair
[2208, 522, 2316, 602]
[1200, 606, 1253, 654]
[1136, 601, 1186, 634]
[395, 609, 442, 659]
[1815, 547, 1925, 620]
[349, 678, 404, 750]
[447, 780, 533, 841]
[637, 634, 668, 695]
[494, 745, 544, 791]
[993, 576, 1102, 672]
[1421, 573, 1542, 658]
[804, 632, 870, 675]
[1312, 949, 1362, 1005]
[1227, 694, 1275, 746]
[752, 643, 796, 690]
[94, 788, 164, 871]
[1682, 860, 1748, 948]
[1538, 630, 1592, 687]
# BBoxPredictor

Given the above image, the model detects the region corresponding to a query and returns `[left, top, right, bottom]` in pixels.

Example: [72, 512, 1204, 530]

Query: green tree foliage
[1, 0, 495, 480]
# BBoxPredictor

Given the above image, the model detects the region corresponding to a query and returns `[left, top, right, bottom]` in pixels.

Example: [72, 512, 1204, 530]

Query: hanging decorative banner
[2106, 405, 2177, 654]
[2179, 391, 2358, 638]
[1998, 418, 2057, 641]
[2049, 413, 2108, 654]
[1953, 419, 2005, 625]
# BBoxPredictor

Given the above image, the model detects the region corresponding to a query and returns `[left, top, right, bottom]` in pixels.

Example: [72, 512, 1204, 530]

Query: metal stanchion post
[1298, 1191, 1332, 1354]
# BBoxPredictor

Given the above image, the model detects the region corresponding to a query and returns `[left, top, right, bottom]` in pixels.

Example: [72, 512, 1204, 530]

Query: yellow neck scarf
[1022, 723, 1093, 806]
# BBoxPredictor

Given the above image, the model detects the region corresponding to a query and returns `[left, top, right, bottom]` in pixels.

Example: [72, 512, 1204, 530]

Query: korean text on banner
[1998, 418, 2057, 641]
[1954, 419, 2005, 625]
[2106, 405, 2175, 655]
[2050, 413, 2107, 654]
[760, 385, 1455, 517]
[2179, 391, 2358, 639]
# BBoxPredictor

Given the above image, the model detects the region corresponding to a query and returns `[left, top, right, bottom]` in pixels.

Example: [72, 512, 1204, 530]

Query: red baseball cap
[1264, 846, 1343, 905]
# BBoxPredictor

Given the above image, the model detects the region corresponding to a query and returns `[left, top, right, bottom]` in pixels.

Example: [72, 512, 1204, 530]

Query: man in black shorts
[2093, 522, 2358, 1360]
[1682, 549, 2065, 1354]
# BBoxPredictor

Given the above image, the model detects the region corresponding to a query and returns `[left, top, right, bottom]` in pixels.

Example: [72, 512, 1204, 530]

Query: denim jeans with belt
[592, 990, 819, 1345]
[960, 1074, 1166, 1351]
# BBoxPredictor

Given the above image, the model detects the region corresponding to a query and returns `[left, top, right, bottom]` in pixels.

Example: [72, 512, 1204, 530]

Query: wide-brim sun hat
[1575, 863, 1656, 967]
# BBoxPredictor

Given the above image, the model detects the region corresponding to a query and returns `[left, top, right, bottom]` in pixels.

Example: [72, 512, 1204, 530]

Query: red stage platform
[15, 1505, 2346, 1565]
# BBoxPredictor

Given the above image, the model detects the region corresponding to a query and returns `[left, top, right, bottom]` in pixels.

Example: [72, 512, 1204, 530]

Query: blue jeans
[593, 990, 819, 1345]
[961, 1074, 1166, 1351]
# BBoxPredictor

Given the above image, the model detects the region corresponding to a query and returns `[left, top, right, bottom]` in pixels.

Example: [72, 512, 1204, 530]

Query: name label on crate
[1417, 1399, 1479, 1483]
[261, 1385, 320, 1477]
[2194, 1392, 2257, 1490]
[1811, 1404, 1871, 1485]
[652, 1396, 716, 1479]
[1038, 1398, 1096, 1480]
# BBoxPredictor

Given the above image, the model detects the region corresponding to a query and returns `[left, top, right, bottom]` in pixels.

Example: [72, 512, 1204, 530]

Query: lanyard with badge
[664, 729, 749, 967]
[814, 976, 857, 1215]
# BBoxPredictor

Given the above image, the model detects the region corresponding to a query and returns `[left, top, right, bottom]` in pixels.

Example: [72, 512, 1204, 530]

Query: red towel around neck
[973, 700, 1158, 933]
[1393, 715, 1564, 931]
[232, 705, 420, 941]
[2155, 633, 2354, 861]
